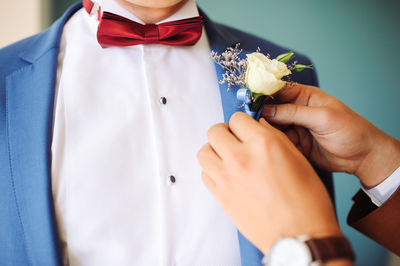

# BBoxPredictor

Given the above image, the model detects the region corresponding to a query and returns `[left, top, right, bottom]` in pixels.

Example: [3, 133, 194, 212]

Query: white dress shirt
[362, 165, 400, 206]
[51, 1, 241, 265]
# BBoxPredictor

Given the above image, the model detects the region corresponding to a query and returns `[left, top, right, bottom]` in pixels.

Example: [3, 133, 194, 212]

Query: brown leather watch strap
[305, 236, 355, 263]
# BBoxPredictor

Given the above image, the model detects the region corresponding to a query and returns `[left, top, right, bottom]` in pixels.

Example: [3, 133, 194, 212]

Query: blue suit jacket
[0, 2, 334, 266]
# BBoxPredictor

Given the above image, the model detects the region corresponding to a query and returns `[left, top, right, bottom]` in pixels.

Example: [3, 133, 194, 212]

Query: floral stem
[250, 95, 266, 112]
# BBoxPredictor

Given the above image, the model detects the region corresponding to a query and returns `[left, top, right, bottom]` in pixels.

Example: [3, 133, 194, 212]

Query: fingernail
[262, 105, 276, 117]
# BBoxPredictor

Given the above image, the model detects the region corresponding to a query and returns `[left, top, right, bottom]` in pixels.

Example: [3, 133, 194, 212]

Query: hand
[261, 83, 400, 187]
[197, 112, 342, 254]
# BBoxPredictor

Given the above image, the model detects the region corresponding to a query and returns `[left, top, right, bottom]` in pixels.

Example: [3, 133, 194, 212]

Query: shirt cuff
[361, 165, 400, 207]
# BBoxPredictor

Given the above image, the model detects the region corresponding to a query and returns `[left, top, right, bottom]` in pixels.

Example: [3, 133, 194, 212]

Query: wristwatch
[262, 235, 355, 266]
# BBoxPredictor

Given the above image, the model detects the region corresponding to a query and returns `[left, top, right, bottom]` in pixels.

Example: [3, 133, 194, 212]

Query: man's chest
[50, 10, 240, 265]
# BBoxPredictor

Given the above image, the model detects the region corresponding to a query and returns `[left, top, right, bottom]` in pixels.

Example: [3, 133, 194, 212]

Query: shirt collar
[101, 0, 199, 25]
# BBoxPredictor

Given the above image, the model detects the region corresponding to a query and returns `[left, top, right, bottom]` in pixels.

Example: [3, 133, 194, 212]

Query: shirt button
[160, 97, 167, 105]
[169, 175, 176, 184]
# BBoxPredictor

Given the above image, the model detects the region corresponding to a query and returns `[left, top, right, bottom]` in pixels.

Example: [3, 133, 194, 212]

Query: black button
[160, 97, 167, 105]
[169, 175, 176, 184]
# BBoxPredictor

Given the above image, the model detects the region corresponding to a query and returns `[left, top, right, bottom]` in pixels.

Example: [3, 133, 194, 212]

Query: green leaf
[275, 51, 294, 63]
[252, 92, 266, 98]
[292, 64, 314, 72]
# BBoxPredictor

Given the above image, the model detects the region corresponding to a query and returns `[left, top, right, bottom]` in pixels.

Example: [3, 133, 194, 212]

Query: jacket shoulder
[0, 1, 82, 77]
[0, 34, 42, 75]
[213, 23, 290, 55]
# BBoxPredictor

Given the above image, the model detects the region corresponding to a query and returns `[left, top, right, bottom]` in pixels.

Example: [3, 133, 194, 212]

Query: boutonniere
[211, 44, 312, 119]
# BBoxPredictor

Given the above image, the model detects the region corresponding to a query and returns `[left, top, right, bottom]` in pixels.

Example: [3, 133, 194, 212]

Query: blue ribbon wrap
[236, 88, 265, 120]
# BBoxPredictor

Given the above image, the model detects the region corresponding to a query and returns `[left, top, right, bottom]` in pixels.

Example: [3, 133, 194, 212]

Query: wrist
[260, 217, 342, 255]
[260, 221, 343, 254]
[264, 233, 355, 266]
[306, 224, 343, 240]
[355, 130, 400, 188]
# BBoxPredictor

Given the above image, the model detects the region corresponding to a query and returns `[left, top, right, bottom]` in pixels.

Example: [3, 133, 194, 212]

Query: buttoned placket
[140, 44, 176, 264]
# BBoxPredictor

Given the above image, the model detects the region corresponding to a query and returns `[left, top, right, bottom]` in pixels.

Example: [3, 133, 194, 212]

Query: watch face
[267, 238, 312, 266]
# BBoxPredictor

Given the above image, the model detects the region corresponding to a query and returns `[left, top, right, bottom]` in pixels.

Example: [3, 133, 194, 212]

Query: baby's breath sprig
[210, 43, 247, 91]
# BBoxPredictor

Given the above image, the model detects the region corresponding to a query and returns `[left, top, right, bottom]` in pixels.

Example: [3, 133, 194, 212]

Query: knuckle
[206, 125, 217, 140]
[263, 140, 282, 158]
[224, 143, 240, 157]
[229, 152, 244, 167]
[230, 152, 250, 171]
[229, 111, 244, 125]
[319, 108, 335, 126]
[207, 123, 227, 140]
[269, 137, 285, 151]
[253, 131, 271, 147]
[197, 144, 210, 162]
[256, 133, 283, 155]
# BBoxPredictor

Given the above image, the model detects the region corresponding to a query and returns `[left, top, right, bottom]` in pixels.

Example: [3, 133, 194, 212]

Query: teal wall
[51, 1, 400, 265]
[51, 0, 75, 22]
[197, 0, 400, 265]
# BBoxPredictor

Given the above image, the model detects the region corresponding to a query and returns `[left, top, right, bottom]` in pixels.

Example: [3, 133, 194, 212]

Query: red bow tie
[83, 0, 203, 48]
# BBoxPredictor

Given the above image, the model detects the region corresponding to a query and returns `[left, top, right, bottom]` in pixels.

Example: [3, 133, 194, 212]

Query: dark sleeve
[347, 186, 400, 255]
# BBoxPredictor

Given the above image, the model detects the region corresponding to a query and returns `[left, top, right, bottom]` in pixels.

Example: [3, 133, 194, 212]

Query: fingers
[201, 171, 216, 193]
[207, 123, 240, 158]
[284, 126, 313, 156]
[295, 126, 313, 156]
[274, 82, 325, 105]
[197, 143, 223, 177]
[229, 112, 268, 142]
[284, 127, 299, 146]
[262, 83, 337, 130]
[261, 103, 323, 131]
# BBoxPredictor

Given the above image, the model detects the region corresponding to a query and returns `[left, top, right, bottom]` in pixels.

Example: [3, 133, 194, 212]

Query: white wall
[0, 0, 42, 48]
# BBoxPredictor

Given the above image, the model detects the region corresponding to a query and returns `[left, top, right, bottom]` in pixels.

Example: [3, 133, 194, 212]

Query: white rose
[245, 52, 291, 95]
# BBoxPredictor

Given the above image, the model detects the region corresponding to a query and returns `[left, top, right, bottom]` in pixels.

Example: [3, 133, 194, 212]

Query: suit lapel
[5, 3, 82, 266]
[6, 51, 62, 266]
[201, 11, 243, 123]
[202, 10, 265, 266]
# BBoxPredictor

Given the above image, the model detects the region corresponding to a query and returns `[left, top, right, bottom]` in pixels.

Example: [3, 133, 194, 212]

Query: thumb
[261, 104, 324, 131]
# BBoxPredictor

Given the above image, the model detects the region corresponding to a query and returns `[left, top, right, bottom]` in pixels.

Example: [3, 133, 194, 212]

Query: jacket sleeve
[347, 186, 400, 255]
